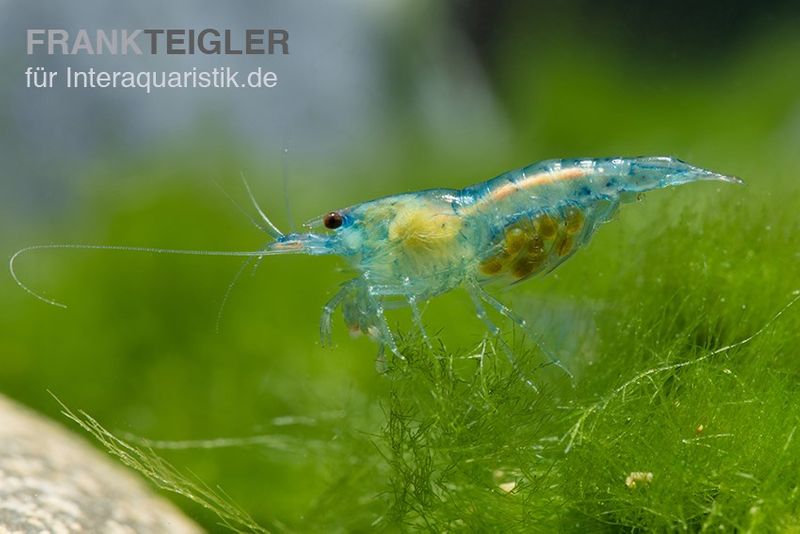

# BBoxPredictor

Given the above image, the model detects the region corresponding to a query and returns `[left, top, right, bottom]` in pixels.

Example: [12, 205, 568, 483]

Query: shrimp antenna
[9, 244, 279, 309]
[239, 171, 284, 239]
[211, 178, 274, 235]
[281, 142, 296, 233]
[215, 256, 256, 334]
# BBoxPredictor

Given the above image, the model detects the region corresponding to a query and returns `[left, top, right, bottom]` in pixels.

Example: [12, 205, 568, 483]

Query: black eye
[323, 211, 343, 229]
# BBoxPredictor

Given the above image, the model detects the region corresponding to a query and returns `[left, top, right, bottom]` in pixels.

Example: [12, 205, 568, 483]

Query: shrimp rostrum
[11, 156, 741, 364]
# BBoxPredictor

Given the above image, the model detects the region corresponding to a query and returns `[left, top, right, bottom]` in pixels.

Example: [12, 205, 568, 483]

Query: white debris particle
[625, 471, 653, 489]
[498, 481, 517, 493]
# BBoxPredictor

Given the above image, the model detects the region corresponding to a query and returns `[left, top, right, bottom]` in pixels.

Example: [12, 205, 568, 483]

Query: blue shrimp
[11, 156, 741, 366]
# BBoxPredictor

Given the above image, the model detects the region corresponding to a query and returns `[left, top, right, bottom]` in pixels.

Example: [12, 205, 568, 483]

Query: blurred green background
[2, 1, 800, 531]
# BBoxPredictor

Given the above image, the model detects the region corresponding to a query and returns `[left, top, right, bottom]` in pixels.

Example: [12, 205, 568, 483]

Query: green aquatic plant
[56, 276, 800, 531]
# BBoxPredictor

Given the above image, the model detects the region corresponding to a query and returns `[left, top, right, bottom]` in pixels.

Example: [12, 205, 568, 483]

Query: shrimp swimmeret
[11, 156, 742, 365]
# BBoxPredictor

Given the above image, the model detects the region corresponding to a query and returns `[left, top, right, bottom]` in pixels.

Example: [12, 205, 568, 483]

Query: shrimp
[10, 156, 742, 367]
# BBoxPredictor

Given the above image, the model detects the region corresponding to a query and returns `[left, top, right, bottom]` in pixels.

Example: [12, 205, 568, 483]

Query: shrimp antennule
[240, 171, 284, 239]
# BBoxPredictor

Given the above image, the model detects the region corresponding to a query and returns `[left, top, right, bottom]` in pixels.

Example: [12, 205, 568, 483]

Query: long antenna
[10, 244, 275, 309]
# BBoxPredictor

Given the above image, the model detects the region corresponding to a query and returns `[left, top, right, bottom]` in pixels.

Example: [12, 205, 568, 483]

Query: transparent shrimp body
[266, 156, 741, 357]
[11, 156, 741, 365]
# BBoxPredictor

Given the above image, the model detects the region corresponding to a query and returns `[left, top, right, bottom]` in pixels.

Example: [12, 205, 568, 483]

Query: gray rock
[0, 394, 203, 533]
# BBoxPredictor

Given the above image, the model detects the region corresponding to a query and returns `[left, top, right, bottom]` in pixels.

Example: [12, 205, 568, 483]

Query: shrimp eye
[323, 211, 343, 229]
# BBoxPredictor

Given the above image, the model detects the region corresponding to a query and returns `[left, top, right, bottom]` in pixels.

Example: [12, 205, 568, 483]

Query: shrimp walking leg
[469, 281, 528, 328]
[370, 295, 404, 360]
[320, 280, 356, 346]
[469, 281, 574, 380]
[360, 283, 406, 359]
[407, 295, 433, 349]
[467, 284, 538, 391]
[367, 283, 433, 349]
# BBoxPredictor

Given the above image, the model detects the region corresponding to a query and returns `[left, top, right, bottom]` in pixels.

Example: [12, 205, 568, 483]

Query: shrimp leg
[322, 280, 403, 362]
[407, 295, 433, 349]
[362, 283, 412, 359]
[320, 279, 358, 346]
[468, 280, 528, 329]
[366, 284, 432, 350]
[369, 293, 404, 360]
[467, 284, 538, 391]
[469, 280, 574, 380]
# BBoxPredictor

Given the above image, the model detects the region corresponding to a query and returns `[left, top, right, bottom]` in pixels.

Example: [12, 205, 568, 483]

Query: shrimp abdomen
[469, 156, 740, 285]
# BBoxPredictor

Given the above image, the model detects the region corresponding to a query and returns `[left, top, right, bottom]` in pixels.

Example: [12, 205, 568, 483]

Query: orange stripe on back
[490, 167, 586, 202]
[464, 167, 587, 215]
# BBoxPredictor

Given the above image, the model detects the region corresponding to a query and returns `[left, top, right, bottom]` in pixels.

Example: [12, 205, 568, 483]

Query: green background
[2, 2, 799, 531]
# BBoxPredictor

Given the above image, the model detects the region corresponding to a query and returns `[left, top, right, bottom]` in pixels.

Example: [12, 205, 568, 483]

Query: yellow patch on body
[388, 205, 463, 253]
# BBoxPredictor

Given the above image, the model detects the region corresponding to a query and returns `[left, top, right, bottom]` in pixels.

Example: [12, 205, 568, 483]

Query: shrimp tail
[618, 156, 743, 195]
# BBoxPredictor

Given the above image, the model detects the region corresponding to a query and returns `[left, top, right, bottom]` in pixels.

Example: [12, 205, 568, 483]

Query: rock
[0, 394, 203, 533]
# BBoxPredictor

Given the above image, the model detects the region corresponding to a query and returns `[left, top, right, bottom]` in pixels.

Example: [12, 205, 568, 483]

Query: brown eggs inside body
[479, 207, 583, 282]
